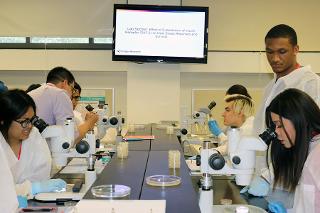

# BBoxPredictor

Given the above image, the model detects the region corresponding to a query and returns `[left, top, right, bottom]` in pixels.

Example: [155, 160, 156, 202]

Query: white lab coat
[253, 65, 320, 135]
[253, 65, 320, 172]
[291, 135, 320, 213]
[262, 135, 320, 212]
[0, 127, 52, 197]
[0, 134, 18, 213]
[216, 116, 254, 155]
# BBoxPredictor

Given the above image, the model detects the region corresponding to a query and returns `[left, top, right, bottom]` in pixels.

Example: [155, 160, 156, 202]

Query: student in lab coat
[0, 136, 19, 212]
[208, 85, 255, 155]
[72, 82, 84, 126]
[253, 24, 320, 137]
[0, 89, 66, 199]
[263, 88, 320, 213]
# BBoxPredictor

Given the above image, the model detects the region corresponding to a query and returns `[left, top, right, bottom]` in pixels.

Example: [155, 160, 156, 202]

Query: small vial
[220, 198, 232, 205]
[117, 141, 128, 159]
[166, 126, 174, 134]
[168, 150, 180, 168]
[235, 206, 249, 213]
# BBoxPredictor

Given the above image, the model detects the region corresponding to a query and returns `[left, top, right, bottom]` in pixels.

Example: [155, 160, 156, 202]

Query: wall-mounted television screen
[112, 4, 209, 64]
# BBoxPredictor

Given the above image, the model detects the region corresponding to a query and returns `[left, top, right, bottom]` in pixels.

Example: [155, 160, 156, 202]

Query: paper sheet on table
[68, 158, 87, 166]
[60, 158, 106, 174]
[124, 135, 155, 140]
[185, 159, 201, 176]
[60, 165, 88, 174]
[75, 199, 166, 213]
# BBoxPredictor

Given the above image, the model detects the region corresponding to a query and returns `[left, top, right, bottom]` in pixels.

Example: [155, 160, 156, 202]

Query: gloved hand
[31, 179, 66, 195]
[17, 195, 28, 208]
[268, 201, 287, 213]
[208, 120, 222, 136]
[240, 176, 269, 197]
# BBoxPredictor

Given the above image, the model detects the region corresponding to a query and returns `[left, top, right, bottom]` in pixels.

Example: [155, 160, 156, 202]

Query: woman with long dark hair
[265, 88, 320, 212]
[0, 89, 66, 203]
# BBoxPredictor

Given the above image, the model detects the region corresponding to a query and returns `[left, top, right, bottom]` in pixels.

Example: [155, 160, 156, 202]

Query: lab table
[127, 124, 151, 151]
[150, 125, 182, 151]
[84, 151, 149, 200]
[30, 123, 268, 212]
[140, 151, 201, 213]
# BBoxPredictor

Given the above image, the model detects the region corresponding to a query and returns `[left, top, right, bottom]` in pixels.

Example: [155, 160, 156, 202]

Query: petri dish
[146, 175, 181, 187]
[91, 184, 131, 198]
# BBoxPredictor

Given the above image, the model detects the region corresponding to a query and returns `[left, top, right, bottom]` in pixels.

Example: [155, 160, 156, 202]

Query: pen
[22, 208, 55, 212]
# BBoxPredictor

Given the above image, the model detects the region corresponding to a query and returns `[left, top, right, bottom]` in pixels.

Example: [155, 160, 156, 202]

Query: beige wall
[1, 1, 320, 123]
[0, 51, 319, 123]
[184, 0, 320, 51]
[2, 0, 320, 50]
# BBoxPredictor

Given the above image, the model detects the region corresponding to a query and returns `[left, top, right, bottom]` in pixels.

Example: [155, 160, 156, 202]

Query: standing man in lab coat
[253, 24, 320, 136]
[242, 24, 320, 201]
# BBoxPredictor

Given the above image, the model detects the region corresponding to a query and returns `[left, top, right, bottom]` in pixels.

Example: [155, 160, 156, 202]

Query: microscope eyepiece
[208, 101, 216, 110]
[259, 128, 277, 146]
[85, 104, 94, 112]
[31, 115, 48, 133]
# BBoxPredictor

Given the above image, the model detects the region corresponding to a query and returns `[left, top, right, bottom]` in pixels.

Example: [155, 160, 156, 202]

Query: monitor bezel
[112, 4, 209, 64]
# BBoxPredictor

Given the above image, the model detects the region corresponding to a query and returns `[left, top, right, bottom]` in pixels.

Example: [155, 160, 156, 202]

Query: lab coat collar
[273, 65, 311, 84]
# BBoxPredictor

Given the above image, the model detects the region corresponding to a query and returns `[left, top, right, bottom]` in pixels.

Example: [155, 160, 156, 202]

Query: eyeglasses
[69, 83, 77, 94]
[72, 95, 81, 101]
[14, 118, 33, 128]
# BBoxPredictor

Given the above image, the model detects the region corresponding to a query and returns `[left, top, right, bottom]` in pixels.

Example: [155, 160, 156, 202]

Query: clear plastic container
[146, 175, 181, 187]
[91, 184, 131, 198]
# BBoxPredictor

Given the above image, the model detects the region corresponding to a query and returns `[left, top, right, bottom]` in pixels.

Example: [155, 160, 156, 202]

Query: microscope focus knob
[96, 139, 100, 148]
[232, 156, 241, 165]
[181, 128, 188, 135]
[196, 155, 201, 166]
[208, 153, 225, 170]
[62, 142, 70, 149]
[76, 140, 90, 154]
[109, 117, 119, 126]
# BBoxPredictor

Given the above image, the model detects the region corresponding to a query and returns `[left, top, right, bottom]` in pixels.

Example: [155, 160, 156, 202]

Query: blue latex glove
[17, 195, 28, 208]
[208, 120, 222, 136]
[31, 179, 67, 195]
[240, 176, 269, 196]
[268, 201, 287, 213]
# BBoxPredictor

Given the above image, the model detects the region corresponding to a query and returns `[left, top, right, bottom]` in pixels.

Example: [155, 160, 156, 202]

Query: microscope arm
[237, 136, 268, 152]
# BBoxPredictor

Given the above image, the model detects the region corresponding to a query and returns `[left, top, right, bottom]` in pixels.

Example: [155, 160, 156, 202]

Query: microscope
[198, 127, 277, 213]
[31, 116, 96, 167]
[191, 100, 216, 126]
[179, 101, 216, 156]
[85, 104, 122, 143]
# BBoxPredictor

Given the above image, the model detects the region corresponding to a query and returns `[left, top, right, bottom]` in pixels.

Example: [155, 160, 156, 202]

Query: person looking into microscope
[208, 85, 255, 155]
[72, 82, 84, 126]
[0, 89, 66, 205]
[28, 66, 98, 144]
[256, 89, 320, 213]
